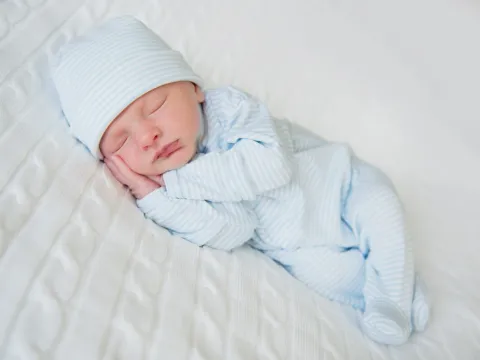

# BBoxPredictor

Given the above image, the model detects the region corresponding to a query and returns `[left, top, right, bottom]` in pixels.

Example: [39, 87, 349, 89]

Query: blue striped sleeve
[136, 188, 256, 251]
[163, 88, 293, 202]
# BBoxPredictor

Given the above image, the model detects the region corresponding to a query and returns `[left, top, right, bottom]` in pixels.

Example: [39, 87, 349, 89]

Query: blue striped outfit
[137, 86, 429, 345]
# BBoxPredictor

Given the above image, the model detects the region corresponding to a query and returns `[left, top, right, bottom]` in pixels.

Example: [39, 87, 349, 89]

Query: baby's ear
[194, 84, 205, 103]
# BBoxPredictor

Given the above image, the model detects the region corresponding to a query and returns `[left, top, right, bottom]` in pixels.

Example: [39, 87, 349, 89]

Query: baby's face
[100, 81, 204, 176]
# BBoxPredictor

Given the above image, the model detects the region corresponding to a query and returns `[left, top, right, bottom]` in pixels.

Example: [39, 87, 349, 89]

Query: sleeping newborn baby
[51, 16, 429, 345]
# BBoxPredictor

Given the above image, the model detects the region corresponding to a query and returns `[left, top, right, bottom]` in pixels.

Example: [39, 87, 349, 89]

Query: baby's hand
[147, 174, 165, 187]
[105, 155, 160, 199]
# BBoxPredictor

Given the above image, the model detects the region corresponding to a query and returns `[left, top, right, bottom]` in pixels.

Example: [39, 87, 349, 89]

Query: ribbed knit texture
[137, 86, 429, 344]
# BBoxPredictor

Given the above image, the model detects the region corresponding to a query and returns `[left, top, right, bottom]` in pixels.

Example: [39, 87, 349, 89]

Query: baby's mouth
[154, 140, 181, 161]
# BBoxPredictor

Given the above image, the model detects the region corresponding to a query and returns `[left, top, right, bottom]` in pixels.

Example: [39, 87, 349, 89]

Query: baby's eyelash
[150, 99, 166, 115]
[150, 106, 160, 115]
[116, 136, 128, 151]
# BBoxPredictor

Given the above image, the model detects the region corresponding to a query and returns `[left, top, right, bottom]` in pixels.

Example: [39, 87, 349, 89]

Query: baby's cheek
[120, 150, 143, 173]
[182, 144, 197, 164]
[134, 158, 151, 175]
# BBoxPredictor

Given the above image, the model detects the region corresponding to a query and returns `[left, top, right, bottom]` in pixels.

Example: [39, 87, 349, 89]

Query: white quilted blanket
[1, 0, 480, 359]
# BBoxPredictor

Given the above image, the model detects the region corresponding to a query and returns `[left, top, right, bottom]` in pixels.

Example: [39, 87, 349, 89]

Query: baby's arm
[105, 154, 254, 250]
[137, 189, 256, 251]
[163, 87, 293, 202]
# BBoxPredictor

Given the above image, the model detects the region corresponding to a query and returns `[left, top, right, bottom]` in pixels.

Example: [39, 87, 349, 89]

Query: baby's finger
[111, 156, 136, 179]
[147, 175, 164, 186]
[105, 159, 129, 185]
[111, 155, 146, 186]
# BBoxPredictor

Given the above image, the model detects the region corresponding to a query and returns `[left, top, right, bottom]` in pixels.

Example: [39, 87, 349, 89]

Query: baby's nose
[137, 124, 161, 150]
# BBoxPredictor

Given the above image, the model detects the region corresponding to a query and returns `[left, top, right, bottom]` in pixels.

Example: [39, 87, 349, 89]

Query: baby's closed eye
[146, 98, 167, 117]
[115, 134, 128, 151]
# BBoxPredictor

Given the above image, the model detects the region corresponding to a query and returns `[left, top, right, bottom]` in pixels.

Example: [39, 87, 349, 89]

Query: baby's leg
[266, 244, 366, 310]
[342, 160, 429, 344]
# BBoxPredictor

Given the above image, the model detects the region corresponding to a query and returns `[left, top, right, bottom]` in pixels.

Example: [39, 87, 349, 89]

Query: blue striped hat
[51, 16, 203, 159]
